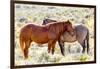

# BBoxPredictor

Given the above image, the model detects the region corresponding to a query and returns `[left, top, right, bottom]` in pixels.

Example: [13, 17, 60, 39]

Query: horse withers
[42, 19, 89, 56]
[19, 20, 74, 59]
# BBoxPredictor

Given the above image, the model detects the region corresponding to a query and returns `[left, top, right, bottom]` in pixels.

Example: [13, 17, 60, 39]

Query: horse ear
[68, 20, 70, 22]
[67, 20, 70, 23]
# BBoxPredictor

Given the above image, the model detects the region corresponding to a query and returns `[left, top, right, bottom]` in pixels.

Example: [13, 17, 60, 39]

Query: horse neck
[58, 23, 65, 36]
[49, 23, 65, 37]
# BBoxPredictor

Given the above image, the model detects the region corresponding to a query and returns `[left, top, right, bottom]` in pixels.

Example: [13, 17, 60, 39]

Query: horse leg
[48, 32, 57, 54]
[48, 41, 52, 53]
[81, 31, 89, 54]
[58, 40, 65, 56]
[51, 41, 56, 54]
[24, 41, 31, 59]
[81, 40, 86, 53]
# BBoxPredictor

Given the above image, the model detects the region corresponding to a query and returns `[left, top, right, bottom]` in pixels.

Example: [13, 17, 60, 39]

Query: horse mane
[46, 21, 68, 37]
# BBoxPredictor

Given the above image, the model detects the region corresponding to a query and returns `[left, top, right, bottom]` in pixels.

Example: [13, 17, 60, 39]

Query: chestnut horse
[42, 19, 89, 55]
[20, 20, 74, 59]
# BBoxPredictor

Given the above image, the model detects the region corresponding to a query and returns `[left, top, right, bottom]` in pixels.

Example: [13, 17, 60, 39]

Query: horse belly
[76, 31, 87, 44]
[31, 32, 49, 44]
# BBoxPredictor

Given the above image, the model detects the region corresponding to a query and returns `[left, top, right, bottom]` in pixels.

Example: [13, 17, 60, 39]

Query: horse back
[75, 24, 89, 43]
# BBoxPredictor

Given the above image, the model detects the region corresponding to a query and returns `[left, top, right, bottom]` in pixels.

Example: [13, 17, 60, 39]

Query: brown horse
[20, 20, 74, 59]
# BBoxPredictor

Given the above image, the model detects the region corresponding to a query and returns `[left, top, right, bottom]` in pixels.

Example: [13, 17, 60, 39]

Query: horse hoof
[62, 54, 65, 56]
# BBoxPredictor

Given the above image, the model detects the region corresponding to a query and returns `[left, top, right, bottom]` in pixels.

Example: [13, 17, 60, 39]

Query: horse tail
[19, 33, 25, 58]
[86, 30, 89, 54]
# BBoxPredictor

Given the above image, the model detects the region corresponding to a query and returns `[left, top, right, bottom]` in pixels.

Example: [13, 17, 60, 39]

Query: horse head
[64, 20, 75, 36]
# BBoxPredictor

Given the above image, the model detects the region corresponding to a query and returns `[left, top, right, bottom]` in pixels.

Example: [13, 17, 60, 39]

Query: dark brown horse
[20, 20, 74, 59]
[42, 19, 57, 25]
[42, 19, 89, 55]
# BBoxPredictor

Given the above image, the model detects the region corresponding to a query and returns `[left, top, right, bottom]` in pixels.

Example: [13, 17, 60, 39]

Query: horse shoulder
[48, 31, 57, 40]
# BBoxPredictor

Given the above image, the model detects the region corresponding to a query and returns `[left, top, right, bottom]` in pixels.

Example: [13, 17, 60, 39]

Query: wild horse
[42, 19, 89, 56]
[20, 20, 74, 59]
